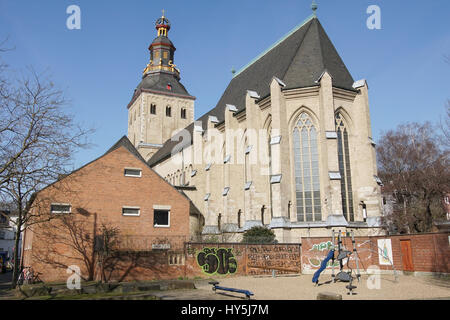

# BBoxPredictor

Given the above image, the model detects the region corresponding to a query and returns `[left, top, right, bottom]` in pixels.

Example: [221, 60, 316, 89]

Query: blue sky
[1, 0, 449, 168]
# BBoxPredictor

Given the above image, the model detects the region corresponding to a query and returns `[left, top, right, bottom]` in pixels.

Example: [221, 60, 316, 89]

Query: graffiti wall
[301, 232, 450, 274]
[301, 237, 373, 274]
[196, 247, 238, 275]
[185, 243, 302, 277]
[246, 245, 301, 275]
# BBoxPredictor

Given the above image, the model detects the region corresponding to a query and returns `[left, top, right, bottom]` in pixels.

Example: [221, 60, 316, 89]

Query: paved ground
[190, 274, 450, 300]
[1, 271, 449, 300]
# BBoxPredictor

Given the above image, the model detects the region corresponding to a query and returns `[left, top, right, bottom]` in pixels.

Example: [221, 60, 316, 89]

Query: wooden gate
[400, 240, 414, 272]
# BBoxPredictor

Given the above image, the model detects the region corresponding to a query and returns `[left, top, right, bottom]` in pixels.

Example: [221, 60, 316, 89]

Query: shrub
[241, 226, 277, 244]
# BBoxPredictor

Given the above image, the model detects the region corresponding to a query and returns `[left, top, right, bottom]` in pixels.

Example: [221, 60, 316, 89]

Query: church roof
[148, 15, 355, 166]
[136, 72, 193, 98]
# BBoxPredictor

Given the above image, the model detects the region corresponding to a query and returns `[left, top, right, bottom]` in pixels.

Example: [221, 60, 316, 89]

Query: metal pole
[338, 230, 343, 272]
[351, 231, 361, 282]
[331, 230, 336, 280]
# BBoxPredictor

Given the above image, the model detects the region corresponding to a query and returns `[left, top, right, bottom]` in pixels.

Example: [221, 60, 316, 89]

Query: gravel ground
[191, 274, 450, 300]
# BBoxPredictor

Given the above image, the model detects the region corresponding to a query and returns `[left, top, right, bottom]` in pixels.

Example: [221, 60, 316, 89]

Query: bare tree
[0, 45, 93, 286]
[437, 100, 450, 150]
[377, 122, 450, 233]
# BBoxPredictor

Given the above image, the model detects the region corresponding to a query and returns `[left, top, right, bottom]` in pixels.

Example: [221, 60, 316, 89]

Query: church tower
[127, 12, 195, 161]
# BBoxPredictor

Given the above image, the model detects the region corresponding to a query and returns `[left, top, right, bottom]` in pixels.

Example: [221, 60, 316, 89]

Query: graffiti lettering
[196, 248, 237, 275]
[310, 241, 333, 252]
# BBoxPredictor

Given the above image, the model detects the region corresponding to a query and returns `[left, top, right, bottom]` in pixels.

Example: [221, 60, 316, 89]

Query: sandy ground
[188, 274, 450, 300]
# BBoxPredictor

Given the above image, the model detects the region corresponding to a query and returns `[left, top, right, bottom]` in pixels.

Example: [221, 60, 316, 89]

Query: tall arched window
[335, 113, 354, 221]
[293, 112, 321, 222]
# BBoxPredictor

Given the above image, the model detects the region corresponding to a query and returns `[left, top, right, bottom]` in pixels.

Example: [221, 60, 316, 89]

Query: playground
[194, 274, 450, 300]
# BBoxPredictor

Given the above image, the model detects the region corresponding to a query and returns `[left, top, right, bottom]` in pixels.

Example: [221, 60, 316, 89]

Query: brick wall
[184, 243, 302, 278]
[22, 146, 191, 282]
[301, 232, 450, 274]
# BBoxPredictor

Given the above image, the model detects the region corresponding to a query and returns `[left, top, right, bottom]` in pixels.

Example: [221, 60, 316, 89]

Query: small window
[168, 253, 184, 265]
[166, 106, 171, 117]
[124, 168, 142, 177]
[163, 51, 168, 59]
[154, 209, 170, 227]
[150, 104, 156, 115]
[122, 207, 140, 216]
[51, 204, 71, 214]
[166, 83, 172, 91]
[181, 108, 186, 119]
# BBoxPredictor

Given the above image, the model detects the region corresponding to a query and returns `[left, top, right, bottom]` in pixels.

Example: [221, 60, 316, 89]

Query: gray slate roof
[136, 72, 192, 98]
[148, 16, 355, 167]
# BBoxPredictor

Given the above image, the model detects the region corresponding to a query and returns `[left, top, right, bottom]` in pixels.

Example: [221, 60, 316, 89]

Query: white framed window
[153, 208, 170, 227]
[124, 168, 142, 177]
[122, 207, 140, 216]
[50, 203, 71, 214]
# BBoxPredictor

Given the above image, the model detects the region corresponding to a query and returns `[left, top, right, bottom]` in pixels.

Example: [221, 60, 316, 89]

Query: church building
[127, 6, 384, 243]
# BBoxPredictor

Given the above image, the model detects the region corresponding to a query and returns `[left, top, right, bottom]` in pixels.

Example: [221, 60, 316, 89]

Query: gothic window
[335, 113, 354, 221]
[293, 112, 321, 222]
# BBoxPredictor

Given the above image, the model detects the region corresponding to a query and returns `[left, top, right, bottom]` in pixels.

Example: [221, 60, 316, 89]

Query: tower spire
[142, 12, 180, 79]
[155, 10, 171, 37]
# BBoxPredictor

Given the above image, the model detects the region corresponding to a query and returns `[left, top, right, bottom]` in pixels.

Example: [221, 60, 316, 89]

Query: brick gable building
[22, 136, 202, 282]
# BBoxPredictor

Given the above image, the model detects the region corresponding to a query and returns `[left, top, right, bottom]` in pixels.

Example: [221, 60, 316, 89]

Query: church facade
[127, 10, 385, 243]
